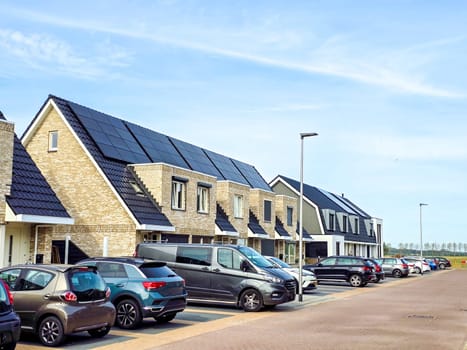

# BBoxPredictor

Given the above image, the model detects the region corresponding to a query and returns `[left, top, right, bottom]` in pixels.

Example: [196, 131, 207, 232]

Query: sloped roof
[248, 210, 268, 236]
[215, 204, 237, 234]
[48, 96, 172, 229]
[275, 217, 291, 238]
[5, 129, 72, 223]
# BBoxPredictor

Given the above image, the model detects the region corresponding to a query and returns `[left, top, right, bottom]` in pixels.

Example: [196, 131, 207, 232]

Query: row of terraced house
[0, 95, 383, 267]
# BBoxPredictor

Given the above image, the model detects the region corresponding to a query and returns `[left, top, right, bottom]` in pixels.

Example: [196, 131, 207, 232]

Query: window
[264, 200, 272, 222]
[48, 131, 58, 151]
[217, 248, 244, 270]
[176, 247, 211, 266]
[171, 181, 186, 210]
[329, 213, 335, 231]
[354, 218, 359, 234]
[286, 207, 293, 226]
[197, 186, 209, 213]
[233, 195, 244, 218]
[342, 215, 347, 232]
[20, 270, 54, 290]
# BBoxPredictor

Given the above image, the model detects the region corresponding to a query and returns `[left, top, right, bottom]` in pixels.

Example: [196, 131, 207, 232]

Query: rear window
[68, 269, 107, 301]
[140, 264, 177, 278]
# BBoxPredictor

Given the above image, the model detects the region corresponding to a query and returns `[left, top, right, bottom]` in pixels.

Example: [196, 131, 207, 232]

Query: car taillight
[62, 291, 78, 302]
[363, 265, 371, 272]
[2, 281, 14, 304]
[143, 281, 166, 291]
[402, 264, 408, 269]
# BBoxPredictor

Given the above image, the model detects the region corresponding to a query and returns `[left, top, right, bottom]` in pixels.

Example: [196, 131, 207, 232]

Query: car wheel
[116, 299, 142, 329]
[239, 289, 263, 312]
[439, 263, 445, 270]
[88, 325, 111, 338]
[415, 267, 421, 274]
[0, 342, 16, 350]
[155, 313, 176, 324]
[393, 269, 402, 278]
[38, 316, 65, 347]
[349, 274, 363, 287]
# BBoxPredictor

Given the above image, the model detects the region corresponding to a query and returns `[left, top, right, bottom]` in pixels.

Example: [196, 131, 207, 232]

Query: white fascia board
[345, 239, 379, 246]
[271, 177, 326, 234]
[23, 98, 158, 230]
[137, 224, 175, 232]
[5, 204, 74, 225]
[215, 224, 239, 237]
[274, 230, 293, 240]
[247, 227, 269, 238]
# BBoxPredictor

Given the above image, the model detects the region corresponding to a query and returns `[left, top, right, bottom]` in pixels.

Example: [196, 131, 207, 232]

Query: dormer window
[264, 200, 272, 222]
[342, 215, 347, 232]
[329, 213, 335, 231]
[48, 131, 58, 151]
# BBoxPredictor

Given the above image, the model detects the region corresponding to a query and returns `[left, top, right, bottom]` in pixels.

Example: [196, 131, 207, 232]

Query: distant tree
[441, 243, 447, 251]
[409, 242, 414, 251]
[453, 242, 458, 252]
[383, 242, 391, 256]
[447, 242, 453, 251]
[464, 243, 467, 253]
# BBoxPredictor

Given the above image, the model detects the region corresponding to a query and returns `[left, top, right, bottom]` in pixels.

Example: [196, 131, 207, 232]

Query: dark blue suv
[78, 257, 187, 329]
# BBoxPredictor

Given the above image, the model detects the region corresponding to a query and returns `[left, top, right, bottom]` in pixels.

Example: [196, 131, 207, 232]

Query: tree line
[384, 242, 467, 256]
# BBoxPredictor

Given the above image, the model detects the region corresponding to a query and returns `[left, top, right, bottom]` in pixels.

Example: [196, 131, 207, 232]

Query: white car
[265, 256, 318, 292]
[404, 257, 431, 274]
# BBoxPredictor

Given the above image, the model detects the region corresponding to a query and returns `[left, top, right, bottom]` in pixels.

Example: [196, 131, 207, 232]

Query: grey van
[135, 243, 296, 312]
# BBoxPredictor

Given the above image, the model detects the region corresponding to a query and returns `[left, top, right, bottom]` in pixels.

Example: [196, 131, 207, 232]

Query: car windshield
[268, 257, 291, 269]
[237, 246, 274, 268]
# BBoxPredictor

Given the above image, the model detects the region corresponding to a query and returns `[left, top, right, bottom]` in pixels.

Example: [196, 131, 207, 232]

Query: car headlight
[265, 275, 283, 284]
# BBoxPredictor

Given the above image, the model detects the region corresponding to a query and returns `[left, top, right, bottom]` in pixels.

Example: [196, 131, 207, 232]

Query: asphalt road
[132, 269, 467, 350]
[16, 269, 467, 350]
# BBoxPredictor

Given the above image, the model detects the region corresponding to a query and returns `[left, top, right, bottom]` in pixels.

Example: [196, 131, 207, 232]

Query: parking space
[16, 271, 429, 350]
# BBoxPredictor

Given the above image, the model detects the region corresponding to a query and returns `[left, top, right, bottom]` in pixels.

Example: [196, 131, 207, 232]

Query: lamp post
[419, 203, 428, 258]
[298, 132, 318, 302]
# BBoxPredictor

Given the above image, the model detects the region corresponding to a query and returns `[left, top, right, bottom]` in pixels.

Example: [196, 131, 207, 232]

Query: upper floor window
[329, 213, 335, 231]
[342, 215, 347, 232]
[171, 180, 186, 210]
[197, 185, 209, 214]
[48, 131, 58, 152]
[354, 218, 359, 234]
[286, 207, 293, 226]
[264, 200, 272, 222]
[233, 195, 244, 218]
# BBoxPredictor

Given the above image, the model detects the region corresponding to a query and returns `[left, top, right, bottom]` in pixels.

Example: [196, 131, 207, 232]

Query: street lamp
[298, 132, 318, 302]
[419, 203, 428, 258]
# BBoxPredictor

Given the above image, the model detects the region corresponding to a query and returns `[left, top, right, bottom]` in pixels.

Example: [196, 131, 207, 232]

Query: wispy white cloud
[2, 6, 464, 98]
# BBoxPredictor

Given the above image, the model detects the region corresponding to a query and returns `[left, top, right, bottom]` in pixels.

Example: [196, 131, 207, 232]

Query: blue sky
[1, 1, 466, 248]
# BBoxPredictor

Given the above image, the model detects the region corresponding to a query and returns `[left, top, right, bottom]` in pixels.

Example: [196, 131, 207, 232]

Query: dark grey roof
[296, 222, 312, 239]
[49, 96, 172, 228]
[248, 210, 268, 236]
[6, 133, 71, 219]
[275, 217, 290, 238]
[215, 204, 237, 233]
[51, 96, 271, 191]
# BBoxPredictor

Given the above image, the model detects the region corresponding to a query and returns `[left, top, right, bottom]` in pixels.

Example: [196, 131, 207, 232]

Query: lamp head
[300, 132, 318, 139]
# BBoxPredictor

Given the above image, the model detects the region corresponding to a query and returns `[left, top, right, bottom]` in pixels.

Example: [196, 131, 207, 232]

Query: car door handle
[43, 294, 51, 300]
[201, 267, 210, 271]
[212, 268, 220, 272]
[116, 283, 125, 287]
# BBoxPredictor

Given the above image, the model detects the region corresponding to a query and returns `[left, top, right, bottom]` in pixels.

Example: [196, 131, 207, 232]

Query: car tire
[392, 269, 402, 278]
[38, 315, 65, 347]
[1, 342, 16, 350]
[116, 299, 142, 329]
[239, 289, 263, 312]
[88, 325, 111, 338]
[155, 313, 176, 324]
[349, 274, 363, 287]
[439, 263, 445, 270]
[415, 267, 421, 274]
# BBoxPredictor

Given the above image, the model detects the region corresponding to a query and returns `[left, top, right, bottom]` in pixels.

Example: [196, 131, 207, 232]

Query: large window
[233, 195, 244, 218]
[354, 218, 359, 234]
[329, 213, 335, 231]
[197, 186, 209, 213]
[171, 181, 186, 210]
[48, 131, 58, 152]
[342, 215, 347, 232]
[287, 207, 293, 226]
[264, 200, 272, 222]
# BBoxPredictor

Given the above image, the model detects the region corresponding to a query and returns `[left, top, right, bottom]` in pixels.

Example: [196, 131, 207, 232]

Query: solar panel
[231, 159, 270, 190]
[125, 122, 189, 169]
[69, 102, 149, 164]
[203, 149, 249, 185]
[170, 138, 223, 178]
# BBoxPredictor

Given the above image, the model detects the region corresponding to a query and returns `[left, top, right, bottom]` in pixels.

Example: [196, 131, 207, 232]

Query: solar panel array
[125, 122, 189, 169]
[69, 102, 150, 164]
[69, 100, 270, 190]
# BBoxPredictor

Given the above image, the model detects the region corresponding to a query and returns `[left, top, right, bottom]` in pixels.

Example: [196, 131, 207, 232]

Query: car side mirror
[240, 260, 251, 272]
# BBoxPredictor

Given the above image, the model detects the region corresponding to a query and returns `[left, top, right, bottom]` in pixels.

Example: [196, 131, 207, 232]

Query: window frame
[48, 130, 58, 152]
[263, 200, 272, 222]
[286, 206, 293, 226]
[171, 180, 186, 211]
[197, 185, 209, 214]
[233, 194, 244, 218]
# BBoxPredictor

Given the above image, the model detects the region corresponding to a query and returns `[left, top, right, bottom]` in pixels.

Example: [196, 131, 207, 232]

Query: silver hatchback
[375, 258, 410, 278]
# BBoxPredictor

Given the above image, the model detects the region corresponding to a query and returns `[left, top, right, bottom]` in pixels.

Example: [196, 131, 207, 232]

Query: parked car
[0, 281, 21, 350]
[0, 264, 115, 347]
[426, 256, 452, 269]
[303, 256, 376, 287]
[265, 256, 318, 293]
[135, 243, 297, 311]
[404, 257, 431, 273]
[425, 258, 437, 270]
[77, 257, 187, 329]
[364, 258, 385, 283]
[375, 258, 410, 278]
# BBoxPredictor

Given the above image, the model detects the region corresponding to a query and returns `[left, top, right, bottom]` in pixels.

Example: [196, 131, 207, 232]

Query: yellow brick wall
[25, 105, 137, 257]
[133, 164, 217, 236]
[0, 120, 14, 224]
[216, 181, 250, 238]
[249, 189, 276, 237]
